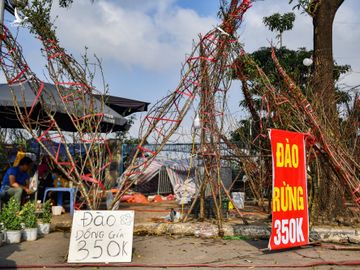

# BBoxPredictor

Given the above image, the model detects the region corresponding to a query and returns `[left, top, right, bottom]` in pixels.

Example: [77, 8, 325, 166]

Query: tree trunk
[311, 0, 346, 223]
[312, 0, 344, 126]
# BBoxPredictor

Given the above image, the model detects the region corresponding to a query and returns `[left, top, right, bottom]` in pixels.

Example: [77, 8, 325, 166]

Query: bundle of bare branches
[0, 0, 115, 209]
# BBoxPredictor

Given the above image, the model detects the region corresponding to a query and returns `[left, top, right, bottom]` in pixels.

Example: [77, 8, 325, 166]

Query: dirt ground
[1, 232, 360, 269]
[51, 201, 270, 230]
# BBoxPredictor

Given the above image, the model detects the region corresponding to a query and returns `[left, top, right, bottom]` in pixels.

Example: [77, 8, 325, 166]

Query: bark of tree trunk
[311, 0, 346, 223]
[312, 0, 344, 126]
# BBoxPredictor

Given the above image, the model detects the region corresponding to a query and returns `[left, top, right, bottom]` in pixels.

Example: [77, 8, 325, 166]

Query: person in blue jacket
[1, 157, 33, 202]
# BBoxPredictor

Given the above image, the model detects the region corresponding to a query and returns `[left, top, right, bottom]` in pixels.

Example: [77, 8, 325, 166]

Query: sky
[2, 0, 360, 139]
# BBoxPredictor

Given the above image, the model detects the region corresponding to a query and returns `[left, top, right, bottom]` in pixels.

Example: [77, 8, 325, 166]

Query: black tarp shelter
[94, 94, 149, 117]
[0, 83, 148, 132]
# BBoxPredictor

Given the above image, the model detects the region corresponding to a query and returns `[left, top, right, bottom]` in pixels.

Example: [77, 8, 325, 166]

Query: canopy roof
[94, 94, 149, 117]
[0, 83, 147, 132]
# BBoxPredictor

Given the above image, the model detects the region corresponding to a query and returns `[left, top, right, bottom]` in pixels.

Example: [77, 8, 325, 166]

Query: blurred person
[0, 157, 33, 202]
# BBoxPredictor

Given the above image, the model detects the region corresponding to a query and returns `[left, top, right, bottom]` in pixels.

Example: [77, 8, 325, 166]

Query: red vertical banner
[268, 129, 309, 250]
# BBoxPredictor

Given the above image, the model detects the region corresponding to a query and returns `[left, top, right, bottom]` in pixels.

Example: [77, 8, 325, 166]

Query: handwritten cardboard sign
[68, 210, 134, 263]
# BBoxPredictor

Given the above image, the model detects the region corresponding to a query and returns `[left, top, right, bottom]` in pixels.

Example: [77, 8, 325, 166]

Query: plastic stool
[43, 187, 77, 215]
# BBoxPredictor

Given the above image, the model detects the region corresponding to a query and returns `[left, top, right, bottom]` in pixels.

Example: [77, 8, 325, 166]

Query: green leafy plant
[263, 12, 295, 47]
[20, 201, 38, 228]
[0, 198, 22, 231]
[40, 200, 52, 224]
[223, 235, 250, 241]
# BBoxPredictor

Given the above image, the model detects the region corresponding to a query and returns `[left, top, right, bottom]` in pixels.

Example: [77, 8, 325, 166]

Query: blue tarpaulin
[27, 138, 88, 158]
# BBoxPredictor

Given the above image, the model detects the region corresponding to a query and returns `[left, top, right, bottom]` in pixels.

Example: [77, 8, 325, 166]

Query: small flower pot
[5, 230, 21, 244]
[22, 228, 38, 241]
[37, 223, 50, 236]
[52, 206, 62, 216]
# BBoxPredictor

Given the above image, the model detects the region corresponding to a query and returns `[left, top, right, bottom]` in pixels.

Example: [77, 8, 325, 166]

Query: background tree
[58, 0, 94, 7]
[232, 46, 350, 145]
[231, 9, 356, 221]
[263, 12, 296, 47]
[290, 0, 345, 127]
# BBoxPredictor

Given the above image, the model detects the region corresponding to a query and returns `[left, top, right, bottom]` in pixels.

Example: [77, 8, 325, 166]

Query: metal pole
[119, 144, 126, 175]
[0, 0, 4, 25]
[0, 0, 5, 50]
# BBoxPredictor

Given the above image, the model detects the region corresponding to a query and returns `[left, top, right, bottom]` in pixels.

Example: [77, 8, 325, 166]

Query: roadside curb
[134, 222, 360, 244]
[51, 218, 360, 244]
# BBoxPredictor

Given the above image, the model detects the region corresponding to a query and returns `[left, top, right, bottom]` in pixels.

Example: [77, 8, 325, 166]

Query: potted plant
[20, 201, 38, 241]
[38, 200, 52, 236]
[0, 198, 22, 244]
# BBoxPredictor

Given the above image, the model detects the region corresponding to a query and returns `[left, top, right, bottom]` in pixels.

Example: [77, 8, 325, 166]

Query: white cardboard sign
[68, 210, 134, 263]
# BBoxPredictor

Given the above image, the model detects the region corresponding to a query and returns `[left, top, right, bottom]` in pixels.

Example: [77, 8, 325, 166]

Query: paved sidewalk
[1, 232, 360, 269]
